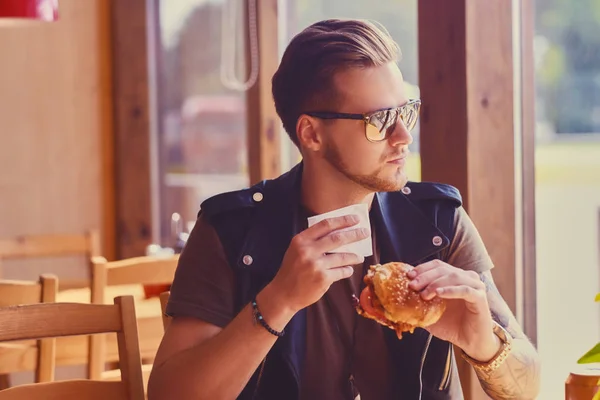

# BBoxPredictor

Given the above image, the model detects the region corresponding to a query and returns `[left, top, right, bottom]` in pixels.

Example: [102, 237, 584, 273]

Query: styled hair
[272, 19, 401, 146]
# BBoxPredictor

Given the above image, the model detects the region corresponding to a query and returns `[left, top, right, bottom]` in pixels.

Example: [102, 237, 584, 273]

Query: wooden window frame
[110, 0, 153, 259]
[519, 0, 538, 349]
[418, 0, 536, 398]
[244, 0, 281, 185]
[110, 0, 280, 258]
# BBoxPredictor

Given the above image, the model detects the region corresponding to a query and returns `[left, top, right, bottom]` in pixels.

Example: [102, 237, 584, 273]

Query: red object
[143, 283, 171, 299]
[565, 371, 600, 399]
[0, 0, 59, 22]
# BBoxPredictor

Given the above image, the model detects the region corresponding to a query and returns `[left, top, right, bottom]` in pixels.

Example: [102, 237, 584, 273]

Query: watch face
[492, 322, 512, 344]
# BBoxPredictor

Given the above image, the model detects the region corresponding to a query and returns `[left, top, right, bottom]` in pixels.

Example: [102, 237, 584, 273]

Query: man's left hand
[407, 260, 501, 362]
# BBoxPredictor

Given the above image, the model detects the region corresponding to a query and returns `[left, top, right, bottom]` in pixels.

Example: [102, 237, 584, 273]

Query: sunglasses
[305, 99, 421, 142]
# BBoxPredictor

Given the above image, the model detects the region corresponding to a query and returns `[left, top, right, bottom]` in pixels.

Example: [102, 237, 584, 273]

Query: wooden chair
[159, 291, 171, 331]
[89, 256, 178, 386]
[0, 231, 100, 289]
[0, 295, 144, 400]
[0, 274, 58, 388]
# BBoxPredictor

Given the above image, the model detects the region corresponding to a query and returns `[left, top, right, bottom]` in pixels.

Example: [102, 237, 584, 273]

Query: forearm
[148, 284, 295, 400]
[471, 270, 541, 399]
[476, 338, 541, 400]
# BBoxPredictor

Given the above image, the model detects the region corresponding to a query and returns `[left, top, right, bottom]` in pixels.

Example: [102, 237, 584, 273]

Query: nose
[388, 119, 413, 147]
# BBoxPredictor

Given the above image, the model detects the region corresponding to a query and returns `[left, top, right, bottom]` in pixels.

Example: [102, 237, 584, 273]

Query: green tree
[535, 0, 600, 133]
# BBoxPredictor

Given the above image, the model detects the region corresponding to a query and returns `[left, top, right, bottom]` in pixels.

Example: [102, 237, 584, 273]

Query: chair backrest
[0, 231, 101, 288]
[0, 232, 100, 260]
[159, 291, 171, 331]
[0, 296, 144, 400]
[91, 256, 178, 300]
[0, 274, 58, 383]
[89, 256, 178, 380]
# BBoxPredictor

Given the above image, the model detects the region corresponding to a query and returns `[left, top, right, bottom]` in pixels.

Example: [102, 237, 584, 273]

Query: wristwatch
[461, 321, 513, 374]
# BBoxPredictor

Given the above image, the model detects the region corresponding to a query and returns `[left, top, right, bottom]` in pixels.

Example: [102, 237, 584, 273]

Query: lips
[386, 151, 409, 164]
[387, 156, 406, 164]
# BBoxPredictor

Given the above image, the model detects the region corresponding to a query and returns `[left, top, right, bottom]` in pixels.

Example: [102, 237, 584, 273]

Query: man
[148, 19, 540, 400]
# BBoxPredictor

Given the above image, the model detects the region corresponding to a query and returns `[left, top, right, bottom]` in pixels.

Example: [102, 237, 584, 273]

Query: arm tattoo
[474, 271, 541, 399]
[479, 272, 521, 339]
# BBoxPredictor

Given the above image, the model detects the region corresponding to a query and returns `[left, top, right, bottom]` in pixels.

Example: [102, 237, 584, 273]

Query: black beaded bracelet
[251, 299, 285, 337]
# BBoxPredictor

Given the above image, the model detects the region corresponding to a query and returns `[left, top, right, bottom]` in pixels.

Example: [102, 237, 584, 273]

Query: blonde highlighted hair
[272, 19, 401, 145]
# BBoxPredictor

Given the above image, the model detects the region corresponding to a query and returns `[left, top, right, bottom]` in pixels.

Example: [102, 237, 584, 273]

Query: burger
[355, 262, 446, 339]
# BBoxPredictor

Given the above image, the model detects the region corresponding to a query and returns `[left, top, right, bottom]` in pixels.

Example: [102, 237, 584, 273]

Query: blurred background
[1, 0, 599, 398]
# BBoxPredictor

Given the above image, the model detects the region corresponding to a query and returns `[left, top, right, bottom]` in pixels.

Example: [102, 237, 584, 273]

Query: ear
[296, 114, 324, 152]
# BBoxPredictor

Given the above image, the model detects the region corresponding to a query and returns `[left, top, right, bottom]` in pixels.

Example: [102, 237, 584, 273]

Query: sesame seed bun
[356, 262, 446, 338]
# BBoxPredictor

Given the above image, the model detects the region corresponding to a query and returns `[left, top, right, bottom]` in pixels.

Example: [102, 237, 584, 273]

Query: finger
[302, 215, 361, 240]
[408, 259, 448, 279]
[319, 252, 365, 269]
[418, 273, 484, 300]
[408, 268, 450, 292]
[315, 227, 370, 254]
[435, 285, 486, 304]
[325, 265, 355, 282]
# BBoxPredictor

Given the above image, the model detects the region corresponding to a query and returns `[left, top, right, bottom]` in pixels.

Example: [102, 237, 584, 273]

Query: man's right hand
[267, 214, 369, 314]
[150, 214, 369, 400]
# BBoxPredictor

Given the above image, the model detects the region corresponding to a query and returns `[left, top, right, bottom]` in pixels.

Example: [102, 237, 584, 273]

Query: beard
[323, 141, 407, 192]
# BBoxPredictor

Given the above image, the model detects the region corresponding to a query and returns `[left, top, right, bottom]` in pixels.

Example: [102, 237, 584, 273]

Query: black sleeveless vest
[200, 163, 464, 400]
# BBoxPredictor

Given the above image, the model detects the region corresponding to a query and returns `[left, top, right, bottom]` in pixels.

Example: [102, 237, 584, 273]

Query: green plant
[576, 292, 600, 400]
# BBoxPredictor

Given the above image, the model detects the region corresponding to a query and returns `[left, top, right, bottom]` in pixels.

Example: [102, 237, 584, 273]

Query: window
[278, 0, 421, 181]
[152, 0, 250, 244]
[533, 0, 600, 397]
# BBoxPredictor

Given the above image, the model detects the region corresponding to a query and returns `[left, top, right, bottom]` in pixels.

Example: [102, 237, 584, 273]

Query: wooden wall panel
[0, 0, 114, 280]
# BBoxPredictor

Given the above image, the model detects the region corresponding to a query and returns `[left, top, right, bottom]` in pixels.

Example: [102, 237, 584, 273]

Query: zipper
[251, 356, 268, 400]
[418, 333, 433, 400]
[438, 344, 453, 391]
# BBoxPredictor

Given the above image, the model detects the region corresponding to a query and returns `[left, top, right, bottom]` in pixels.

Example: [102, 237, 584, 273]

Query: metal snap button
[432, 236, 443, 246]
[242, 255, 253, 266]
[401, 186, 411, 195]
[252, 192, 264, 202]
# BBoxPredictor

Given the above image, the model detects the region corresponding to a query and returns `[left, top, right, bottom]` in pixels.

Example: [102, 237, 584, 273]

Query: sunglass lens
[366, 110, 394, 141]
[366, 119, 386, 141]
[400, 102, 420, 131]
[365, 101, 420, 141]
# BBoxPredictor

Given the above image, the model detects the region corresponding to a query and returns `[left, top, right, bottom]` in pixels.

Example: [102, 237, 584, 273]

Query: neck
[300, 160, 375, 215]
